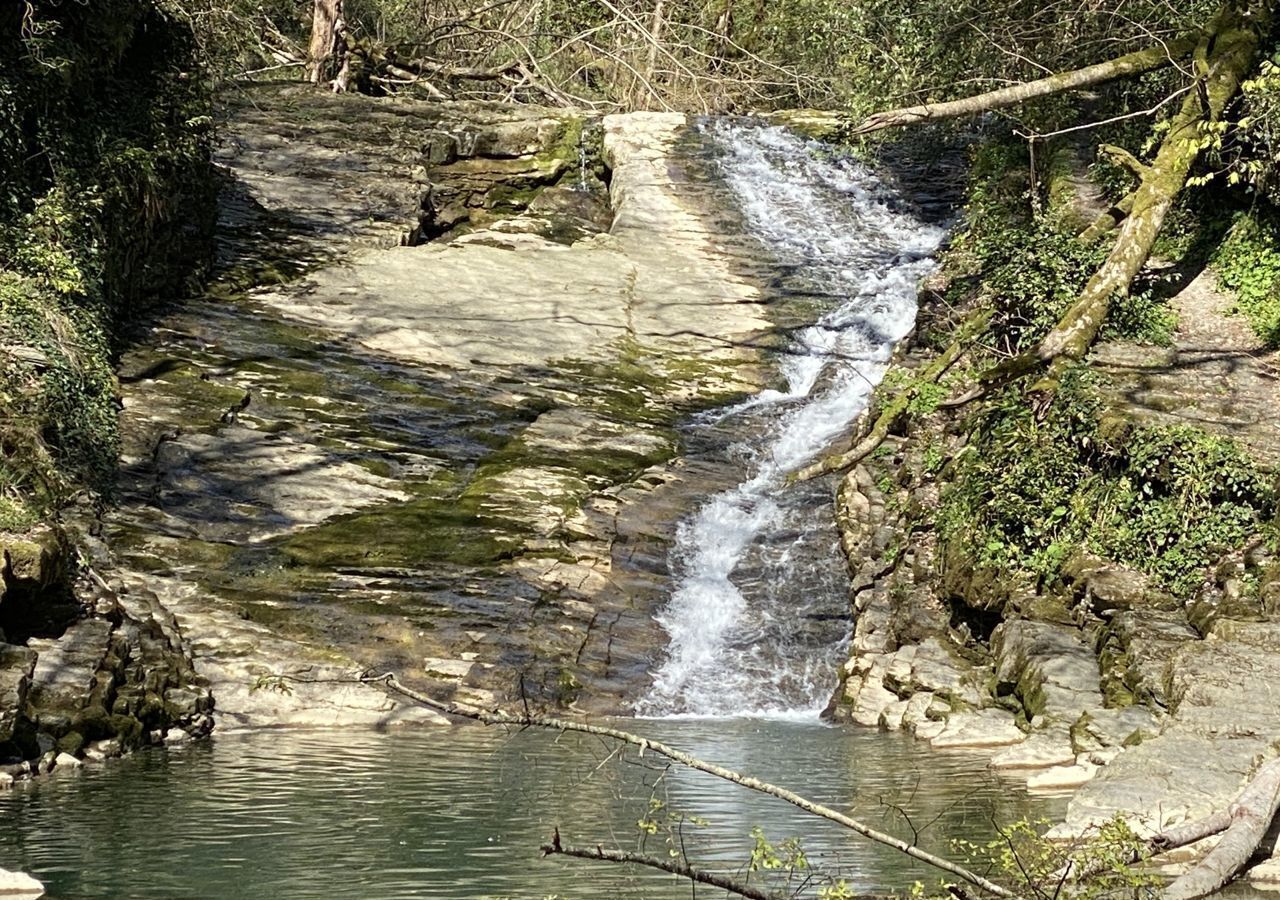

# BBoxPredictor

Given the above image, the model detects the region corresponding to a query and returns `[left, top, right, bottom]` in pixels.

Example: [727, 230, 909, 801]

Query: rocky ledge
[0, 526, 211, 785]
[828, 265, 1280, 884]
[80, 84, 778, 733]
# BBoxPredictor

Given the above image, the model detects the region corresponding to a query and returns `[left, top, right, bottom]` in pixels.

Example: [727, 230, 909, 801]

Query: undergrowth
[1212, 208, 1280, 347]
[938, 366, 1275, 598]
[948, 142, 1175, 356]
[0, 1, 215, 526]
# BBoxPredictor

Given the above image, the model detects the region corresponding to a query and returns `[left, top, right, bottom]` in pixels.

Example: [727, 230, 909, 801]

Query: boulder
[0, 645, 35, 743]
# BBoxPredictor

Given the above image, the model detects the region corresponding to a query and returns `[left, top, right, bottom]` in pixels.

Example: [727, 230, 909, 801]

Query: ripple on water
[0, 721, 1062, 900]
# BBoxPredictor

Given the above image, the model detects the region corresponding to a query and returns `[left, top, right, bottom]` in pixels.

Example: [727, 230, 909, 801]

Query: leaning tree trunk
[851, 37, 1194, 134]
[307, 0, 346, 86]
[1157, 758, 1280, 900]
[1031, 0, 1274, 390]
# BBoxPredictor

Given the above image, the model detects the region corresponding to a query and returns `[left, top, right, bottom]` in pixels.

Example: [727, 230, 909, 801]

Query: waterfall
[638, 120, 946, 719]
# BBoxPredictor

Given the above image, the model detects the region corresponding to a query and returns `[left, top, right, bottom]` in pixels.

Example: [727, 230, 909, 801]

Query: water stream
[0, 116, 1063, 899]
[641, 121, 944, 718]
[0, 722, 1060, 900]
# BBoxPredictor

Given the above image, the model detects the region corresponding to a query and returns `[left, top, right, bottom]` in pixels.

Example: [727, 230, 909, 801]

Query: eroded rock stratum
[101, 84, 774, 728]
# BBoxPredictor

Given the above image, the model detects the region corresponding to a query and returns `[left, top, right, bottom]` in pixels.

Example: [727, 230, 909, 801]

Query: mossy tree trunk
[1031, 0, 1274, 391]
[851, 37, 1196, 135]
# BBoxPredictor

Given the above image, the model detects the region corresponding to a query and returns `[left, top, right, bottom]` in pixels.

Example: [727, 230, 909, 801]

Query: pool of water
[0, 719, 1063, 899]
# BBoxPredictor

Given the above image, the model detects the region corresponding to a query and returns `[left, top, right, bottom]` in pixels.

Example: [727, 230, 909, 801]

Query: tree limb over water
[363, 671, 1019, 898]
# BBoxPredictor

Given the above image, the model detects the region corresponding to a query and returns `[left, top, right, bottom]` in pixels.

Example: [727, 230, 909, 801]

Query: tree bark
[852, 37, 1195, 134]
[1161, 758, 1280, 900]
[1032, 0, 1273, 389]
[645, 0, 666, 87]
[307, 0, 346, 86]
[1077, 191, 1136, 244]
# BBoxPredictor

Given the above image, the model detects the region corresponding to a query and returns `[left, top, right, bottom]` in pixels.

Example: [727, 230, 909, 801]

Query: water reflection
[0, 720, 1061, 899]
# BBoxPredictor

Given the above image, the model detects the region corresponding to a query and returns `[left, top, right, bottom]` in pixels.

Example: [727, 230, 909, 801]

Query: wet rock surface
[101, 85, 781, 726]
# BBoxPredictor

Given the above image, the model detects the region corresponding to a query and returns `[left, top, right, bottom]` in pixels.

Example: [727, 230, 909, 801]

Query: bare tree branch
[365, 672, 1018, 898]
[851, 35, 1196, 134]
[542, 833, 784, 900]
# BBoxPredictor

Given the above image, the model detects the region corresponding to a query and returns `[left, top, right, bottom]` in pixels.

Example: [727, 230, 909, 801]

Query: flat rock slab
[930, 709, 1026, 750]
[153, 426, 411, 542]
[1059, 620, 1280, 838]
[990, 729, 1077, 770]
[108, 95, 782, 728]
[132, 574, 447, 730]
[259, 111, 768, 388]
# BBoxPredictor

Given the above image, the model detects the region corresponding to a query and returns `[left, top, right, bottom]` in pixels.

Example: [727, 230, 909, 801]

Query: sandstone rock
[53, 752, 81, 770]
[1249, 858, 1280, 886]
[851, 675, 900, 728]
[0, 645, 36, 743]
[423, 658, 474, 680]
[930, 709, 1026, 750]
[1061, 551, 1176, 612]
[878, 699, 909, 731]
[992, 620, 1102, 722]
[0, 526, 65, 589]
[906, 638, 986, 708]
[89, 738, 122, 758]
[990, 730, 1077, 770]
[152, 426, 411, 543]
[1059, 622, 1280, 839]
[0, 773, 12, 790]
[1070, 707, 1159, 753]
[1027, 762, 1099, 792]
[901, 691, 935, 727]
[913, 719, 946, 740]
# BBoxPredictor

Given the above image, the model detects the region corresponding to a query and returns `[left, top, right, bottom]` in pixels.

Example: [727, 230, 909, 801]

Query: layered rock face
[101, 85, 774, 728]
[0, 528, 211, 781]
[828, 263, 1280, 875]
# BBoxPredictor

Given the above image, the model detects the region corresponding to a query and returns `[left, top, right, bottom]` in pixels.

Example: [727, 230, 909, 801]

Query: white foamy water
[638, 120, 945, 719]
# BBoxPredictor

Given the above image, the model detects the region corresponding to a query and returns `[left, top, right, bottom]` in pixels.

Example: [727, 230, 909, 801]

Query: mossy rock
[1, 527, 69, 590]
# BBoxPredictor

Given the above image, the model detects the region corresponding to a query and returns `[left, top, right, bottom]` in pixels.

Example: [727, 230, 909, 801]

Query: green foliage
[1204, 55, 1280, 204]
[748, 826, 808, 874]
[0, 0, 215, 520]
[939, 367, 1275, 597]
[1212, 208, 1280, 347]
[880, 368, 952, 416]
[951, 142, 1174, 352]
[952, 817, 1158, 900]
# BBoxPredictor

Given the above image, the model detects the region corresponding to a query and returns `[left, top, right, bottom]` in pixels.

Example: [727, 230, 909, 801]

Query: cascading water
[638, 120, 946, 719]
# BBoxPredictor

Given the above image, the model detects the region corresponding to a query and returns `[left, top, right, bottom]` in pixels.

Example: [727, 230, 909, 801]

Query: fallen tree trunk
[852, 37, 1195, 135]
[1068, 758, 1280, 893]
[1159, 758, 1280, 900]
[1030, 0, 1273, 390]
[365, 672, 1017, 898]
[1077, 191, 1136, 244]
